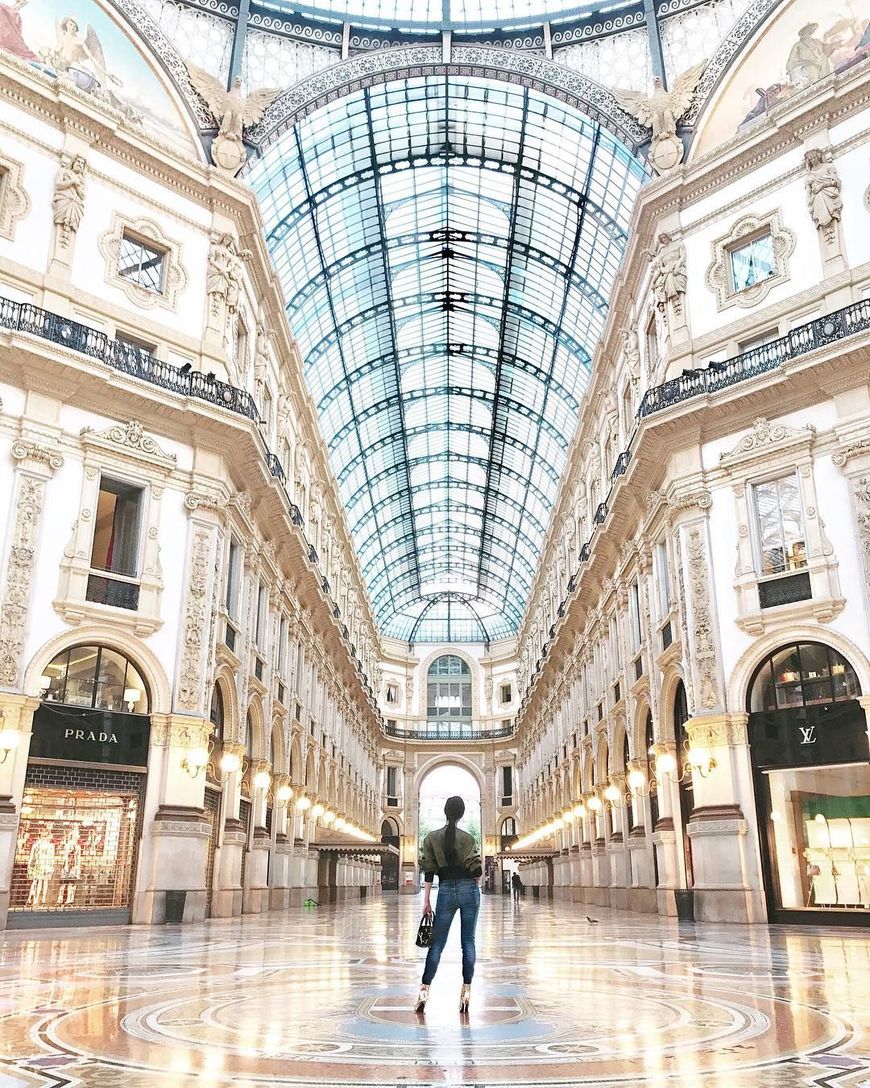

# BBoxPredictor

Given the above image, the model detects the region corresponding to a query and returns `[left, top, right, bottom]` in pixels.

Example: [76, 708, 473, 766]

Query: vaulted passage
[251, 76, 645, 642]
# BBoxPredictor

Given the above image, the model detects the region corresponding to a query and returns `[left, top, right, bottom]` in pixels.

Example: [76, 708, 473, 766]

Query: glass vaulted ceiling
[251, 76, 646, 643]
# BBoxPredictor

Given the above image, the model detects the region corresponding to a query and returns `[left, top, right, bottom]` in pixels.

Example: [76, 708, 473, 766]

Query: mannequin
[27, 828, 56, 908]
[57, 826, 82, 907]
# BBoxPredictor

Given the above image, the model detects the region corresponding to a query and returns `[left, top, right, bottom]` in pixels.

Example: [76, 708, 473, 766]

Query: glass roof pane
[251, 74, 645, 642]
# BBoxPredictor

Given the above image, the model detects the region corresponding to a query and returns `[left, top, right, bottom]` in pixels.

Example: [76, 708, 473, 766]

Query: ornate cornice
[80, 420, 177, 469]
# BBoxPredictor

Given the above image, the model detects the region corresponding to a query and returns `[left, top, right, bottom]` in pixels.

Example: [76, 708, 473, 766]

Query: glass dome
[270, 0, 620, 31]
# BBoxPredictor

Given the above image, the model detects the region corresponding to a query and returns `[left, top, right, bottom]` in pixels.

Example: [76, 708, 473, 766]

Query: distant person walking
[511, 871, 524, 900]
[415, 796, 481, 1015]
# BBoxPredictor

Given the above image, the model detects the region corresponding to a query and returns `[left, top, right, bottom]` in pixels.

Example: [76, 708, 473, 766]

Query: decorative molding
[248, 45, 648, 150]
[720, 417, 816, 467]
[0, 149, 30, 240]
[185, 489, 230, 517]
[80, 420, 176, 469]
[0, 476, 45, 686]
[98, 214, 187, 311]
[685, 525, 720, 712]
[705, 210, 796, 311]
[10, 439, 64, 473]
[177, 528, 214, 712]
[832, 438, 870, 469]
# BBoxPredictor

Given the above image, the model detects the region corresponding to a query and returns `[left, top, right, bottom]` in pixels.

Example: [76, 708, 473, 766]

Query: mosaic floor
[0, 894, 868, 1088]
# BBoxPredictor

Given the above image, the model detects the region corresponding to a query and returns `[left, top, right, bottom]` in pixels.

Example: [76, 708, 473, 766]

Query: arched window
[209, 684, 224, 744]
[748, 642, 861, 712]
[40, 645, 149, 714]
[501, 816, 517, 837]
[426, 655, 472, 722]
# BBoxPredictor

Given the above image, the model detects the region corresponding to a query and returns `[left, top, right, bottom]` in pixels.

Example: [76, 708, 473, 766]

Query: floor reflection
[0, 895, 868, 1086]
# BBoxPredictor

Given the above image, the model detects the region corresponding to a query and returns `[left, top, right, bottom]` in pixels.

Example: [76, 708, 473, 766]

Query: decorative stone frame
[720, 417, 843, 635]
[54, 420, 176, 636]
[98, 214, 187, 311]
[0, 151, 29, 240]
[705, 210, 796, 311]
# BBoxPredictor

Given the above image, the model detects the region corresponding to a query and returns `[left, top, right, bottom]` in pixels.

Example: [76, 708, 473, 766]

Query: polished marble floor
[0, 893, 868, 1088]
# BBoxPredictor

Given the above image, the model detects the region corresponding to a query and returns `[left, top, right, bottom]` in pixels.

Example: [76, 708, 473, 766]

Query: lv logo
[799, 725, 817, 745]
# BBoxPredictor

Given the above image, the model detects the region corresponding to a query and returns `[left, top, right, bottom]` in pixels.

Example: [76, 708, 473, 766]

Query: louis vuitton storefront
[748, 642, 870, 925]
[9, 644, 151, 928]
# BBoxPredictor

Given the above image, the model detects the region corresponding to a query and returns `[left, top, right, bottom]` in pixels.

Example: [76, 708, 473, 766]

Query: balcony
[384, 720, 515, 741]
[0, 296, 260, 421]
[638, 298, 870, 419]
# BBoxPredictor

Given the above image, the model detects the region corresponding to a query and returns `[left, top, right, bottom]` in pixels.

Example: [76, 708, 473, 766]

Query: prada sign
[749, 701, 867, 770]
[30, 704, 150, 767]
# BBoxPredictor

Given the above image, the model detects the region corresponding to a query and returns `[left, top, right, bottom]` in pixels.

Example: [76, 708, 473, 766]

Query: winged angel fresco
[614, 63, 705, 173]
[186, 63, 281, 173]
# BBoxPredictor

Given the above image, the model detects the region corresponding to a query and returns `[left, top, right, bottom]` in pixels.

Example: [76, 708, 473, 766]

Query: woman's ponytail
[443, 795, 465, 867]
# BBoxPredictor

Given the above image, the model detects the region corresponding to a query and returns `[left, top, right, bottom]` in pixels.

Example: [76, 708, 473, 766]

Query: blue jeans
[422, 878, 480, 985]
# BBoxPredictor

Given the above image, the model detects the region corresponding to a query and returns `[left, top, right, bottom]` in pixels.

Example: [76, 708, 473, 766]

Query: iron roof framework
[251, 75, 645, 642]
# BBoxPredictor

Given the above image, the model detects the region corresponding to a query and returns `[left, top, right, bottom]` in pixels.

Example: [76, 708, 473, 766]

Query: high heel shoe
[414, 984, 429, 1013]
[459, 983, 471, 1014]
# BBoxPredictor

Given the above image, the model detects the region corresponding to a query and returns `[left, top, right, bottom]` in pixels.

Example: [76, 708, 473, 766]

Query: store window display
[11, 786, 141, 915]
[748, 642, 869, 921]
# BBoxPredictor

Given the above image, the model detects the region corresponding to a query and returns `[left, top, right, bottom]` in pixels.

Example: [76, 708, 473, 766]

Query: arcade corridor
[1, 896, 868, 1087]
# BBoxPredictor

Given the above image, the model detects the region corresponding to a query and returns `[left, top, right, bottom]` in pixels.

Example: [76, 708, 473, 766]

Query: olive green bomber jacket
[420, 824, 482, 882]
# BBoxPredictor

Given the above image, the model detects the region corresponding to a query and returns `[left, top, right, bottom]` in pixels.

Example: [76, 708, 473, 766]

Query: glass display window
[750, 642, 860, 713]
[40, 644, 149, 714]
[10, 784, 140, 914]
[765, 765, 870, 913]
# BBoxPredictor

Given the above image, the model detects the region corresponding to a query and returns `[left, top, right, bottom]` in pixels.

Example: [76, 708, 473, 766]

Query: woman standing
[415, 796, 481, 1015]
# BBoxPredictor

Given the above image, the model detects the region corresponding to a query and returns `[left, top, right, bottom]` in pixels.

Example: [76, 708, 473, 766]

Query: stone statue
[804, 148, 842, 231]
[277, 392, 293, 436]
[614, 64, 705, 173]
[186, 64, 281, 175]
[52, 155, 86, 244]
[207, 233, 251, 316]
[647, 232, 687, 313]
[253, 321, 270, 386]
[623, 327, 641, 385]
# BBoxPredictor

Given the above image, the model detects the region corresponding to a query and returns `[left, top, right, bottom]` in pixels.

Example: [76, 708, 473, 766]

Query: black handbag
[415, 911, 434, 948]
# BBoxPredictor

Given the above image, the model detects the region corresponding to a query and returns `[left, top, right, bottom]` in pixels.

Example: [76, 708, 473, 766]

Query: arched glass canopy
[251, 75, 646, 642]
[270, 0, 622, 31]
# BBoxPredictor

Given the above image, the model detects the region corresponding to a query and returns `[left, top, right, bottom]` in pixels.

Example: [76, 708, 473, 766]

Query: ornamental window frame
[99, 214, 187, 311]
[55, 421, 175, 636]
[705, 210, 796, 311]
[0, 152, 29, 240]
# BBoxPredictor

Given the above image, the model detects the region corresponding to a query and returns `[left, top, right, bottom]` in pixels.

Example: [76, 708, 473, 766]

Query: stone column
[651, 741, 681, 915]
[0, 694, 39, 928]
[244, 760, 272, 914]
[212, 742, 245, 917]
[685, 713, 766, 923]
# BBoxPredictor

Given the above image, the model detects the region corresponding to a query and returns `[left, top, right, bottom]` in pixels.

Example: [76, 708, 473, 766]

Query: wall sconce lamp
[0, 728, 20, 764]
[603, 783, 623, 807]
[253, 770, 272, 793]
[311, 803, 325, 819]
[686, 744, 717, 779]
[38, 674, 52, 695]
[181, 746, 210, 779]
[587, 795, 603, 814]
[276, 784, 293, 807]
[206, 750, 243, 785]
[295, 795, 312, 812]
[572, 802, 587, 819]
[627, 768, 647, 793]
[123, 687, 142, 713]
[322, 810, 335, 826]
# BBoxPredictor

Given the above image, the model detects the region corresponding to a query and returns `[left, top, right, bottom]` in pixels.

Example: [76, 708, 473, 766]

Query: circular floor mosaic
[1, 897, 868, 1088]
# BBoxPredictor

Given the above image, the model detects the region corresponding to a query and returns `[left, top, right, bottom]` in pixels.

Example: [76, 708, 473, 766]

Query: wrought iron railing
[638, 298, 870, 418]
[0, 295, 260, 421]
[385, 720, 515, 741]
